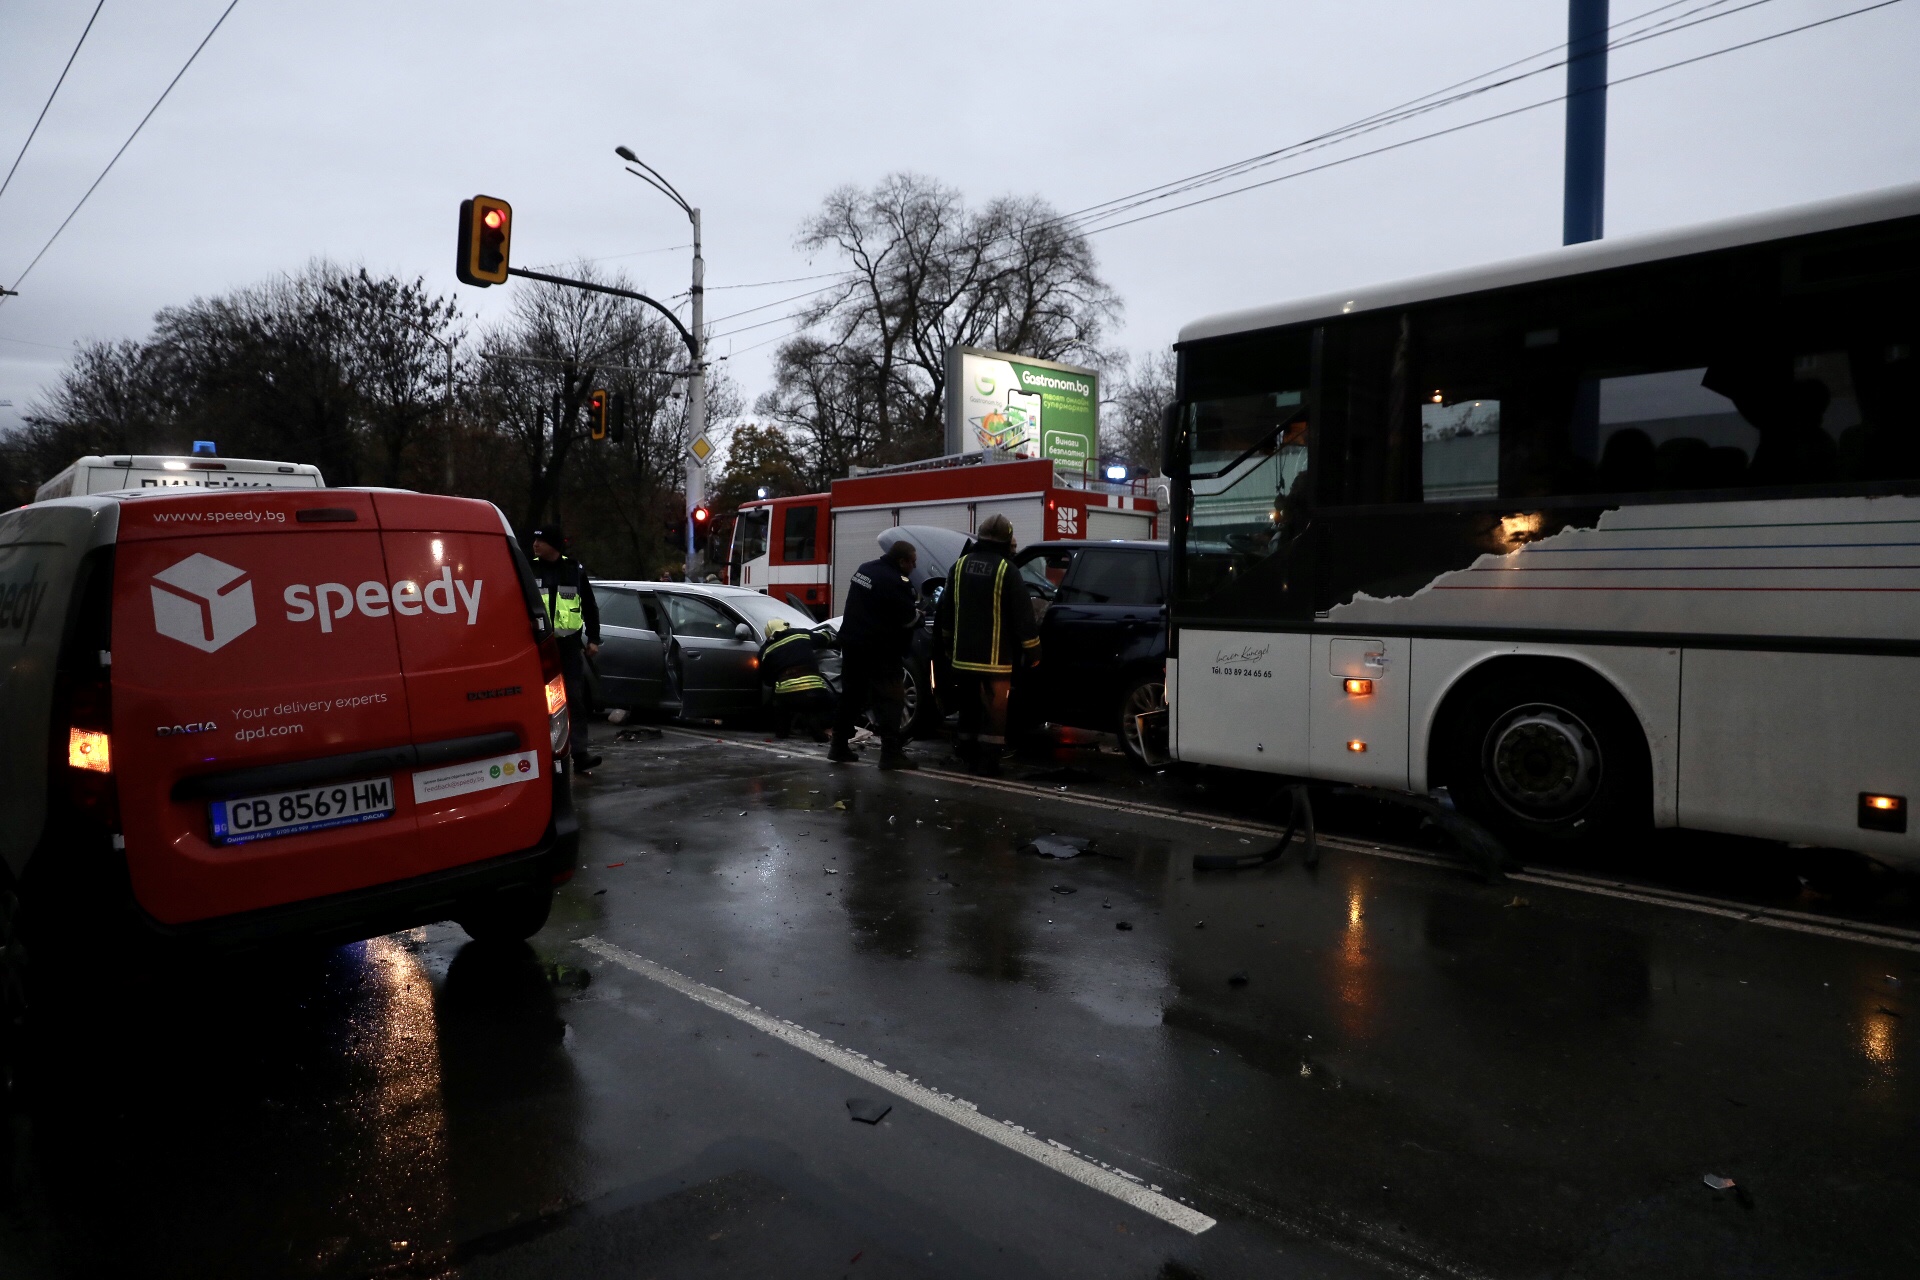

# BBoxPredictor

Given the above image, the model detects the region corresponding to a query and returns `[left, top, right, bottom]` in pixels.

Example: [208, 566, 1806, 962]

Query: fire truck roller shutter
[1085, 508, 1155, 541]
[894, 502, 973, 536]
[831, 507, 897, 616]
[973, 499, 1042, 551]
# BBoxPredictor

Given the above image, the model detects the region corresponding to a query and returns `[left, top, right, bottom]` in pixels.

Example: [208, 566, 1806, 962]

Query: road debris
[1228, 971, 1250, 986]
[1022, 835, 1094, 859]
[1051, 885, 1077, 895]
[1116, 921, 1133, 931]
[846, 1098, 891, 1124]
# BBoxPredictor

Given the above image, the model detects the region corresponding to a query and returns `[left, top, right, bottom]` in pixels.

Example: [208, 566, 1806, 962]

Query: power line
[1058, 0, 1781, 235]
[0, 0, 106, 208]
[0, 0, 241, 304]
[705, 270, 848, 292]
[1075, 0, 1908, 238]
[704, 0, 1783, 333]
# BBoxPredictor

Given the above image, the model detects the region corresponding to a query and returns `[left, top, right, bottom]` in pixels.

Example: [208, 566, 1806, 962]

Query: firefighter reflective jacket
[760, 625, 831, 697]
[936, 542, 1039, 674]
[532, 555, 600, 644]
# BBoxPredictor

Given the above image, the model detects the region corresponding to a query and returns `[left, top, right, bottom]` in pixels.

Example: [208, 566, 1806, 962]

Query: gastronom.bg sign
[944, 346, 1098, 469]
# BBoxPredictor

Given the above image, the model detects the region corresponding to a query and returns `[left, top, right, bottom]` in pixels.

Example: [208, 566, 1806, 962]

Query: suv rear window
[1061, 550, 1163, 606]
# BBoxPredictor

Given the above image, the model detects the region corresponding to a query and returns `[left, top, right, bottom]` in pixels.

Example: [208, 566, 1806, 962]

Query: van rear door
[370, 493, 551, 858]
[110, 490, 549, 926]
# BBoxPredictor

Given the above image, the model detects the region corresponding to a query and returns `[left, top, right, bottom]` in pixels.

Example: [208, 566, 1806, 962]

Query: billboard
[944, 347, 1098, 470]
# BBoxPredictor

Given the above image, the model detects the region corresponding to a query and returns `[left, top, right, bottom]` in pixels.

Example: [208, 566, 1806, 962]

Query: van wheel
[1118, 677, 1168, 768]
[1435, 666, 1649, 849]
[456, 884, 554, 943]
[0, 883, 28, 1108]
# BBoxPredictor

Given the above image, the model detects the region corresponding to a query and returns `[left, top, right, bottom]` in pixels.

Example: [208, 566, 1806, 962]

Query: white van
[34, 455, 325, 503]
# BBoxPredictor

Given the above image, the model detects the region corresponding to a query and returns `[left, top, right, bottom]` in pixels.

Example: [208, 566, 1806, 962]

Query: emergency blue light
[1104, 463, 1129, 482]
[192, 440, 217, 456]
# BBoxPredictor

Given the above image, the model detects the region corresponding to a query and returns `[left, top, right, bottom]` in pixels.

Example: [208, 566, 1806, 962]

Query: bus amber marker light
[1344, 678, 1372, 696]
[1346, 740, 1367, 753]
[1860, 793, 1907, 833]
[68, 728, 111, 772]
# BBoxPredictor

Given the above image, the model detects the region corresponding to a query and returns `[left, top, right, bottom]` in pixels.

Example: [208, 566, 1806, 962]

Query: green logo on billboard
[489, 764, 501, 778]
[974, 374, 996, 396]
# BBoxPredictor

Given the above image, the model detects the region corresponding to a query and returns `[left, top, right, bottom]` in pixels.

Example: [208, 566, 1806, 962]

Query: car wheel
[455, 883, 555, 943]
[1435, 665, 1649, 849]
[1117, 677, 1168, 768]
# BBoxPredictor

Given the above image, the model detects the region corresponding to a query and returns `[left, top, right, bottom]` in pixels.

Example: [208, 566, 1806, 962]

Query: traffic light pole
[1563, 0, 1608, 245]
[684, 208, 706, 582]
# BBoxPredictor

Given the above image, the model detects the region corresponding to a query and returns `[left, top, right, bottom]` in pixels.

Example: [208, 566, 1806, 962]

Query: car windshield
[726, 593, 818, 635]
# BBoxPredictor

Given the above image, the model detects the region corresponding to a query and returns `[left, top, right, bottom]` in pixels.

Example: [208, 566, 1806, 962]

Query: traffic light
[456, 195, 512, 286]
[588, 388, 609, 441]
[691, 504, 711, 551]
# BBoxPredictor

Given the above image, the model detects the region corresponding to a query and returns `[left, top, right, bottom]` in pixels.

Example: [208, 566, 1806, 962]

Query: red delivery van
[0, 486, 579, 962]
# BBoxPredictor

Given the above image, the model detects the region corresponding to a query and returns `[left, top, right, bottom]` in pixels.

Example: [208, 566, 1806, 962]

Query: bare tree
[1105, 347, 1177, 472]
[760, 174, 1119, 480]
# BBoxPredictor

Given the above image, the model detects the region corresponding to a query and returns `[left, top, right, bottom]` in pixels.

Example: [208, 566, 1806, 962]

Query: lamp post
[616, 145, 705, 580]
[420, 329, 458, 492]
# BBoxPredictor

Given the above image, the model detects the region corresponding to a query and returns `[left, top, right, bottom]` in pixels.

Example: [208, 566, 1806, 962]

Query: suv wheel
[1436, 666, 1649, 849]
[1117, 677, 1167, 768]
[456, 884, 555, 943]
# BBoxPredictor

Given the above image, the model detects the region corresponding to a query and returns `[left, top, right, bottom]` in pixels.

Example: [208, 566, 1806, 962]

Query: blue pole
[1563, 0, 1608, 244]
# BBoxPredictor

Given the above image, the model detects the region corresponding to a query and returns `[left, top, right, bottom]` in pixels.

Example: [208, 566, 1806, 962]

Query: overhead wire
[1073, 0, 1907, 238]
[1, 0, 241, 305]
[0, 0, 106, 208]
[708, 0, 1813, 353]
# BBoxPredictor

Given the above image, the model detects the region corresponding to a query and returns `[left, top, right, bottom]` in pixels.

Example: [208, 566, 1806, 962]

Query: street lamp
[418, 329, 458, 492]
[616, 145, 706, 580]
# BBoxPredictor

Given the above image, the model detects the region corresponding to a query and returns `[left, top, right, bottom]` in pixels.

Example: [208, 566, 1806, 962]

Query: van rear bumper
[135, 773, 579, 951]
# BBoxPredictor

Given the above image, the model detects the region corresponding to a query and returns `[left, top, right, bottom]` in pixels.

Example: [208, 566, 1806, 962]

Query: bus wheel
[456, 884, 555, 943]
[1438, 667, 1648, 848]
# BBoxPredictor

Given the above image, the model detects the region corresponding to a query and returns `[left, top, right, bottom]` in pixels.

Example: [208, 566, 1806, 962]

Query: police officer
[760, 617, 835, 741]
[830, 540, 919, 769]
[529, 526, 603, 774]
[935, 514, 1039, 775]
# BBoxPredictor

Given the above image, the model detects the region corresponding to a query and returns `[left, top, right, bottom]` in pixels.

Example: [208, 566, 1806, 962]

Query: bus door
[1308, 636, 1410, 786]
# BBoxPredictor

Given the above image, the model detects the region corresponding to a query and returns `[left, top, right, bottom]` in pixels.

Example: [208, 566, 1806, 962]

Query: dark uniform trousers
[558, 639, 591, 764]
[831, 649, 907, 752]
[952, 671, 1012, 754]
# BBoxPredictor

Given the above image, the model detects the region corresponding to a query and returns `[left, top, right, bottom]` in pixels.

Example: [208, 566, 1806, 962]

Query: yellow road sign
[689, 434, 714, 463]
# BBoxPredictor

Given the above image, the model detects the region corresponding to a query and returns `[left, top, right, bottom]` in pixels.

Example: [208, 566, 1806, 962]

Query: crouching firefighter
[934, 514, 1039, 775]
[760, 618, 835, 742]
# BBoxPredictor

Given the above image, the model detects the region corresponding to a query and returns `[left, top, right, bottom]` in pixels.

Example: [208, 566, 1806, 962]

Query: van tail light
[64, 670, 119, 826]
[68, 728, 111, 772]
[537, 635, 571, 756]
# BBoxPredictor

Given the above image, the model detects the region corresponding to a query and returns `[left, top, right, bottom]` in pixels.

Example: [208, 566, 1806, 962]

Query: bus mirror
[1159, 403, 1181, 476]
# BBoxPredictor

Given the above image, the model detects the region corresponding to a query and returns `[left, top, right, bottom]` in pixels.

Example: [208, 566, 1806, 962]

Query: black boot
[827, 739, 858, 764]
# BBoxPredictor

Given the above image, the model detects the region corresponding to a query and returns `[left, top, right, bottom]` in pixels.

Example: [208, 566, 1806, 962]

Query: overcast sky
[1, 0, 1916, 444]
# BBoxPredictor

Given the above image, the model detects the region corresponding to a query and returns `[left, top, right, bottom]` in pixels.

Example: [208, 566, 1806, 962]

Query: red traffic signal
[456, 195, 512, 287]
[691, 505, 711, 524]
[588, 388, 609, 440]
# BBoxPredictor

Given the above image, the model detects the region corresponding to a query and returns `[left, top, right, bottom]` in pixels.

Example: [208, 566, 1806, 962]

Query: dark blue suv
[1012, 540, 1169, 766]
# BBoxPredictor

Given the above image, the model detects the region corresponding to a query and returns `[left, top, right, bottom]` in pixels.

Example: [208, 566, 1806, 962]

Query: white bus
[1166, 181, 1920, 867]
[34, 454, 325, 502]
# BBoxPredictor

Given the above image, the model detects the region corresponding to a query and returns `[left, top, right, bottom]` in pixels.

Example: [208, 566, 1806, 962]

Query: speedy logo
[284, 567, 483, 633]
[151, 554, 257, 652]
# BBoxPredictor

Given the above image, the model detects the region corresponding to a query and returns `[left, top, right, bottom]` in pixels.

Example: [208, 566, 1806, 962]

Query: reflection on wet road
[2, 727, 1916, 1278]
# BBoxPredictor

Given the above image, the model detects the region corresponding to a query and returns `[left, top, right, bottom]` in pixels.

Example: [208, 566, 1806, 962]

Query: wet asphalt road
[2, 726, 1917, 1279]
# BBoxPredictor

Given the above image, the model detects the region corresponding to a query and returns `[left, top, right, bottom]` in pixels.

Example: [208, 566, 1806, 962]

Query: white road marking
[656, 727, 1920, 956]
[577, 935, 1217, 1236]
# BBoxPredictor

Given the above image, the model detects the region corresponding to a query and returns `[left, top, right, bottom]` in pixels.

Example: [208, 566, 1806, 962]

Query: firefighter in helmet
[934, 513, 1039, 775]
[760, 617, 835, 741]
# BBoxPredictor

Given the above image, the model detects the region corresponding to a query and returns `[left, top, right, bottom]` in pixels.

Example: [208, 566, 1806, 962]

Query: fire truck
[727, 453, 1159, 617]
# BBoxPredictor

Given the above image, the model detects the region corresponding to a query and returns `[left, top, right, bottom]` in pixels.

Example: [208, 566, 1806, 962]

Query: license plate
[210, 776, 395, 845]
